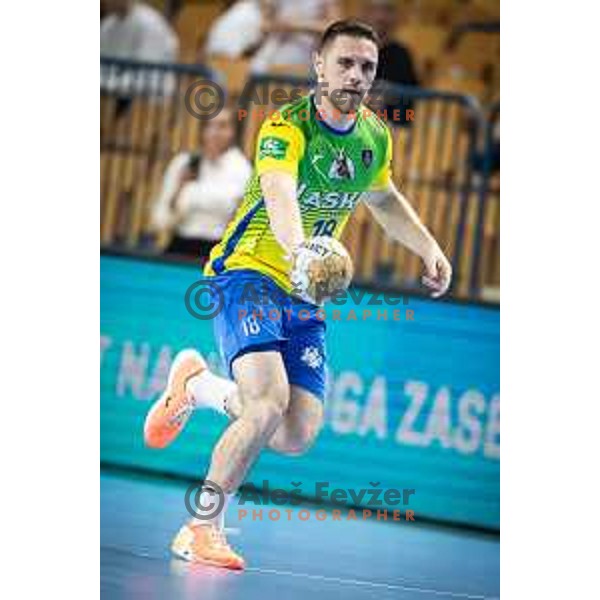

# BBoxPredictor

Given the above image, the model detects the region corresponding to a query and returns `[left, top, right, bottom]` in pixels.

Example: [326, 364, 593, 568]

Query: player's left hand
[421, 246, 452, 298]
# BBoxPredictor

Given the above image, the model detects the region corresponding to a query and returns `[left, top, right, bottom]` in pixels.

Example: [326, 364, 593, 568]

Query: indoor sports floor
[101, 471, 500, 600]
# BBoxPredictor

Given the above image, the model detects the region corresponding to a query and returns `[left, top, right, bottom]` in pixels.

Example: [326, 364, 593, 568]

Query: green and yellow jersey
[204, 94, 393, 293]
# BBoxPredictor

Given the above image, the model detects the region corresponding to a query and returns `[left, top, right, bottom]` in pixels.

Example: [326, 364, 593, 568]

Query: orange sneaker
[171, 523, 245, 570]
[143, 349, 206, 448]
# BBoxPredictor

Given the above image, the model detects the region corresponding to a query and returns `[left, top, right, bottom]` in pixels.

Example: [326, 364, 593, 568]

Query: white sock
[186, 370, 241, 418]
[191, 486, 234, 530]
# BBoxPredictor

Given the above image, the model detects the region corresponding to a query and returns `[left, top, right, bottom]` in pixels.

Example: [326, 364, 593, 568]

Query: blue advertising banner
[101, 254, 499, 530]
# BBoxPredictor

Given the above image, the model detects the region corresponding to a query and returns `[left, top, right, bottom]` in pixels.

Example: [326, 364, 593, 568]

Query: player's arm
[260, 171, 305, 254]
[363, 124, 452, 297]
[255, 116, 306, 258]
[364, 181, 452, 297]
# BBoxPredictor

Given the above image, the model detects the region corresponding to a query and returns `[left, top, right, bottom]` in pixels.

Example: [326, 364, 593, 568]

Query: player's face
[314, 35, 379, 114]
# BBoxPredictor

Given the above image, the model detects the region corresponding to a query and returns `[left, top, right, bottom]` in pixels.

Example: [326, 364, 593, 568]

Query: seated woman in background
[151, 107, 252, 260]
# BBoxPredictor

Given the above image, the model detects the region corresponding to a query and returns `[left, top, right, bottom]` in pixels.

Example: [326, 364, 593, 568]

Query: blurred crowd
[100, 0, 421, 81]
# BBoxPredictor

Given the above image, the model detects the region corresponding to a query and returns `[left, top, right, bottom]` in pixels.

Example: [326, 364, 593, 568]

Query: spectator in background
[250, 0, 341, 75]
[364, 0, 419, 127]
[151, 108, 252, 260]
[101, 0, 178, 63]
[100, 0, 178, 95]
[205, 0, 264, 60]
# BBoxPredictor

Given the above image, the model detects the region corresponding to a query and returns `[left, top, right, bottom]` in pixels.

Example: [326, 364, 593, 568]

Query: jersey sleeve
[369, 125, 393, 192]
[255, 113, 306, 179]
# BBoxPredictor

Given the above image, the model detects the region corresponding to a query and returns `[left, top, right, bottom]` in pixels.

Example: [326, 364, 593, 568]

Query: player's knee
[248, 378, 289, 411]
[279, 404, 324, 456]
[243, 381, 289, 431]
[246, 400, 287, 435]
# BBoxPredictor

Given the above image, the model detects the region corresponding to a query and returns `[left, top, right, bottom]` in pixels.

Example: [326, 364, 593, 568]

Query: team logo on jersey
[301, 346, 323, 370]
[328, 150, 355, 180]
[259, 136, 288, 160]
[362, 148, 373, 168]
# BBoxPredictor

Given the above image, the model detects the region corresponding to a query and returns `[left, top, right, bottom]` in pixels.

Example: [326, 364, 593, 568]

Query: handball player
[144, 19, 452, 570]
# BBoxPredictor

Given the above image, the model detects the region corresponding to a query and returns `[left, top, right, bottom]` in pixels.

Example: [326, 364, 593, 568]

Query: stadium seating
[394, 24, 448, 82]
[431, 72, 487, 100]
[447, 31, 499, 74]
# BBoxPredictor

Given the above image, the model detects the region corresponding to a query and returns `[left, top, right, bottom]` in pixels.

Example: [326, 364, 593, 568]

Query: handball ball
[291, 236, 354, 304]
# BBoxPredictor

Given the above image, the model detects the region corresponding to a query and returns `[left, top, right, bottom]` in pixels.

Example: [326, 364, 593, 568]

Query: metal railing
[470, 102, 500, 296]
[100, 58, 217, 246]
[100, 58, 499, 300]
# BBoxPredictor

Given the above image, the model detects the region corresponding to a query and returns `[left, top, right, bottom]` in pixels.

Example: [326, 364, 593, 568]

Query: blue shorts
[209, 269, 327, 400]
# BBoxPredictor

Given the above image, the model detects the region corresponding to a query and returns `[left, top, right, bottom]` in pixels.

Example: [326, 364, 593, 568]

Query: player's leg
[186, 286, 328, 456]
[267, 384, 324, 456]
[185, 363, 323, 455]
[184, 294, 327, 455]
[148, 266, 322, 453]
[143, 268, 282, 449]
[205, 350, 290, 493]
[171, 349, 290, 569]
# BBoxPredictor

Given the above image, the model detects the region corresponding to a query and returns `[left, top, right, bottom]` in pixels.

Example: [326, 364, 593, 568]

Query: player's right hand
[289, 242, 317, 304]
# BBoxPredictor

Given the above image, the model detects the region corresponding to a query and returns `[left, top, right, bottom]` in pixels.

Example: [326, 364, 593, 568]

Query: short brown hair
[318, 19, 380, 52]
